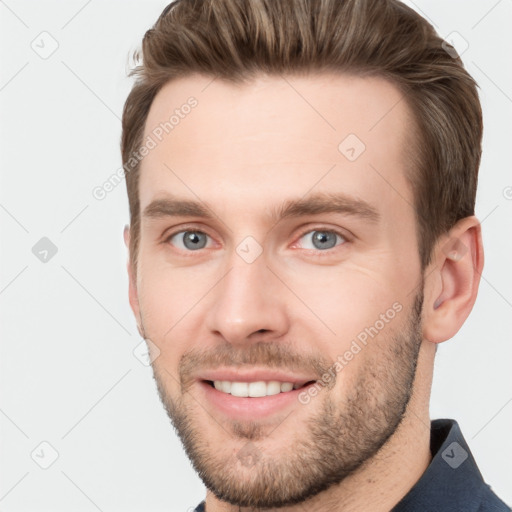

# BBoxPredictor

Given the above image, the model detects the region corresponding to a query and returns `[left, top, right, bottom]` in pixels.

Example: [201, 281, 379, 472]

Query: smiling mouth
[204, 379, 316, 397]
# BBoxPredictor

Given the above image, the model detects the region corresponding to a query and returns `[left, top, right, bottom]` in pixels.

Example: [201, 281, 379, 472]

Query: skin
[124, 72, 484, 511]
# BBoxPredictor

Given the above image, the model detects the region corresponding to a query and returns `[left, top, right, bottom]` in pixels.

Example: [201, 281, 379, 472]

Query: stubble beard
[149, 290, 424, 508]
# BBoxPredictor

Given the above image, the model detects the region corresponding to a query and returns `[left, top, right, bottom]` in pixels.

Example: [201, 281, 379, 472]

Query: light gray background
[0, 0, 511, 510]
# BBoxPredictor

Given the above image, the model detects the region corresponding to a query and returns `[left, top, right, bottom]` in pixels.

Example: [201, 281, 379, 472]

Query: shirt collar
[193, 419, 494, 512]
[391, 418, 488, 511]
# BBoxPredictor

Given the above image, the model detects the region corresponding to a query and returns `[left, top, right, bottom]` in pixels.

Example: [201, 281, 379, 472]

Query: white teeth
[281, 382, 294, 392]
[212, 380, 300, 397]
[266, 381, 281, 396]
[230, 382, 249, 397]
[248, 381, 267, 397]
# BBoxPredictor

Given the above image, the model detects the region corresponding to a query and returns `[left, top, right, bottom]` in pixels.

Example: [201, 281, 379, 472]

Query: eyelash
[163, 224, 351, 257]
[291, 227, 349, 255]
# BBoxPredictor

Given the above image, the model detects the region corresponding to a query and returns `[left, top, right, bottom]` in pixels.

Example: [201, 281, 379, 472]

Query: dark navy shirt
[193, 419, 510, 511]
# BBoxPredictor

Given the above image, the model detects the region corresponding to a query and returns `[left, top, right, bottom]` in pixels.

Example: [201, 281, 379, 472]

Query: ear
[422, 216, 484, 344]
[124, 225, 143, 337]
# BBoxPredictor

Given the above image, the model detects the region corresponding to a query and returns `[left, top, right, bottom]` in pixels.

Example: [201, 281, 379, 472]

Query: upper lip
[197, 368, 318, 386]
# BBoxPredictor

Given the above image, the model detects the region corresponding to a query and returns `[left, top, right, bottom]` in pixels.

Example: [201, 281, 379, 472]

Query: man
[121, 0, 510, 510]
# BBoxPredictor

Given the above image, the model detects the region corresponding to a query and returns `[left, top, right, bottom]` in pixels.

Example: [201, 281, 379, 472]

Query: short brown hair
[121, 0, 482, 275]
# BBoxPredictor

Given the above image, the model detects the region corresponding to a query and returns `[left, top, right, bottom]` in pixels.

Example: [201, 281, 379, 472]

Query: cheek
[136, 259, 217, 350]
[306, 277, 410, 390]
[136, 273, 193, 391]
[280, 258, 404, 343]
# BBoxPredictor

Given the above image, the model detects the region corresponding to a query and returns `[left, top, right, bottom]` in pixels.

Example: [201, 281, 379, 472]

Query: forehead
[139, 72, 415, 218]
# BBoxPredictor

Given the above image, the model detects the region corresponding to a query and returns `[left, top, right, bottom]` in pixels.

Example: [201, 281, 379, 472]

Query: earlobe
[123, 224, 130, 248]
[422, 216, 484, 344]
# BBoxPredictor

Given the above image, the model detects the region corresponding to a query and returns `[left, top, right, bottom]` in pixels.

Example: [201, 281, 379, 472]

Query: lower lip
[198, 381, 315, 421]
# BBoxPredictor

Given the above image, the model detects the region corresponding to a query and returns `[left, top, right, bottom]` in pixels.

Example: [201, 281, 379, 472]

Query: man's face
[130, 73, 425, 507]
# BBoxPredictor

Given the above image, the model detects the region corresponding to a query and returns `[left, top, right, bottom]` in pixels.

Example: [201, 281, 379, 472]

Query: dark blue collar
[192, 419, 509, 511]
[391, 418, 508, 511]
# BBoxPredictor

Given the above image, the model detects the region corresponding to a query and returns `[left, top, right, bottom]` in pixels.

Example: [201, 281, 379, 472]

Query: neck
[205, 342, 435, 512]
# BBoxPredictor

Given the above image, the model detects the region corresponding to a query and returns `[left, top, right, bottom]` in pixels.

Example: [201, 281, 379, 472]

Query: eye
[296, 229, 347, 251]
[166, 230, 212, 251]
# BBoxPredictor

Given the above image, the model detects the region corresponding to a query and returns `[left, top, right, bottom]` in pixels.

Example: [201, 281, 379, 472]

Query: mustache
[178, 340, 335, 390]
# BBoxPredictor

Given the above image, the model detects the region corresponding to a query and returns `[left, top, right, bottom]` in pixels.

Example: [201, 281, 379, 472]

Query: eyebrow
[142, 192, 380, 224]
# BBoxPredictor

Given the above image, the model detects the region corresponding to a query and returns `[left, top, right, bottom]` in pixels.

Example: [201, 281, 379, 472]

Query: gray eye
[170, 231, 209, 250]
[299, 230, 344, 250]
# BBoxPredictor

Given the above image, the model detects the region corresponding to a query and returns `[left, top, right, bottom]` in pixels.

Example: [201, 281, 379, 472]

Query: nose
[204, 251, 290, 345]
